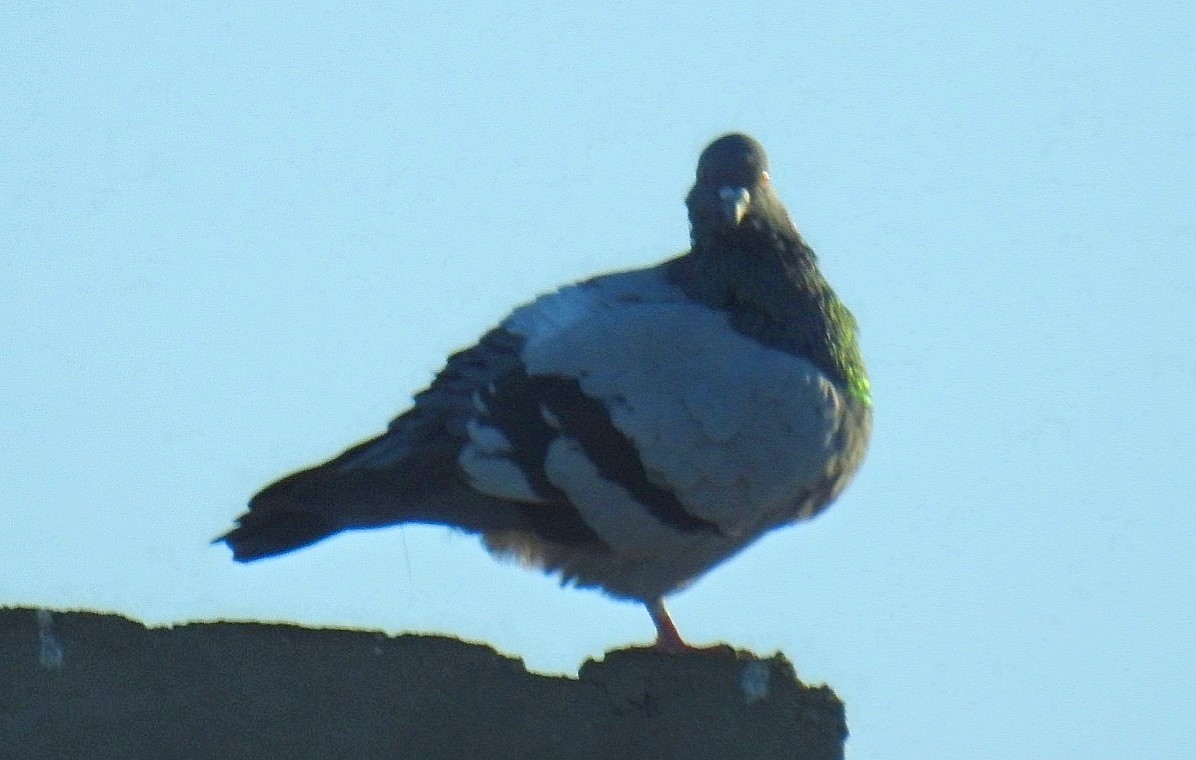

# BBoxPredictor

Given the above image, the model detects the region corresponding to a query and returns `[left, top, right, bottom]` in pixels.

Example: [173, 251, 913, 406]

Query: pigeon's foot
[645, 598, 726, 654]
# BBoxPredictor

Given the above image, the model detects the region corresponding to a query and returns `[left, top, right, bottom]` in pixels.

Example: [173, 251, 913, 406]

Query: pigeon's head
[686, 133, 797, 242]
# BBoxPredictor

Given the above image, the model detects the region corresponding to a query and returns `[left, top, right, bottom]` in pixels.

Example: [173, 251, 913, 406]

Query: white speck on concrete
[37, 609, 64, 671]
[741, 660, 769, 702]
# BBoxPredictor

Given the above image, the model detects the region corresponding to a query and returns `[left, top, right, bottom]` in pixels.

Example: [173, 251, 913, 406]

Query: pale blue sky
[3, 3, 1194, 757]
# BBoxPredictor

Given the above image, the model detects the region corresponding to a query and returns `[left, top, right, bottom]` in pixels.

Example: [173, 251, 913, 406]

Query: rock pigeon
[218, 133, 872, 650]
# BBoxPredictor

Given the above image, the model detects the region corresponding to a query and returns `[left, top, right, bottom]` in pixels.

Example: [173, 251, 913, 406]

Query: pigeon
[218, 133, 872, 650]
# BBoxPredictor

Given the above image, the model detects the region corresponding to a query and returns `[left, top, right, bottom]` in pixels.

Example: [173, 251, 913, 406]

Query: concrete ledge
[1, 607, 845, 759]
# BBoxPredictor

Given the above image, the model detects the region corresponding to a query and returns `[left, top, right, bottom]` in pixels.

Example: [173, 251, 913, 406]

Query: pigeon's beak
[718, 186, 751, 226]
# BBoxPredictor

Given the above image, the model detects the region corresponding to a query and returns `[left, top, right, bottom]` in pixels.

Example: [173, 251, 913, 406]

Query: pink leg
[646, 598, 690, 652]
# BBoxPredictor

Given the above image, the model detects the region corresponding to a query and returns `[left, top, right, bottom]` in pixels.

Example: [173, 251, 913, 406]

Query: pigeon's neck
[671, 229, 872, 406]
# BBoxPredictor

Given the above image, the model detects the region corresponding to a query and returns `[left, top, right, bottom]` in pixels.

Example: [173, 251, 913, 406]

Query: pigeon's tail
[217, 507, 341, 562]
[218, 438, 477, 561]
[217, 431, 602, 562]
